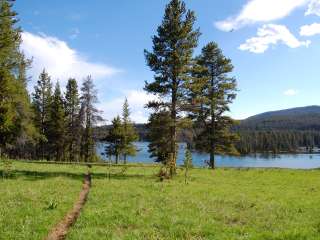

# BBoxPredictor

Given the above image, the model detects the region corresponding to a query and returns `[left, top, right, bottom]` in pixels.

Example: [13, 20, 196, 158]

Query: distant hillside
[95, 105, 320, 154]
[238, 106, 320, 131]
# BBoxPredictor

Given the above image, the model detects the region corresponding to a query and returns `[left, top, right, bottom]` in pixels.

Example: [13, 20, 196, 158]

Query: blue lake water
[96, 142, 320, 169]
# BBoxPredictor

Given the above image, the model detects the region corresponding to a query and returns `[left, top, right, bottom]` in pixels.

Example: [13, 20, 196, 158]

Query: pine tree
[144, 0, 200, 175]
[147, 111, 172, 164]
[0, 0, 35, 156]
[32, 69, 52, 159]
[65, 78, 81, 161]
[0, 68, 16, 154]
[13, 54, 38, 158]
[104, 116, 124, 164]
[80, 76, 102, 162]
[189, 42, 238, 169]
[122, 98, 138, 163]
[48, 82, 65, 161]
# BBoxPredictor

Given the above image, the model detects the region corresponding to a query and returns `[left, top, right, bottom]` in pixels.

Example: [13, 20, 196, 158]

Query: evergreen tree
[147, 111, 172, 164]
[0, 0, 35, 156]
[144, 0, 200, 175]
[122, 98, 138, 163]
[80, 76, 102, 162]
[65, 78, 81, 161]
[32, 69, 52, 159]
[190, 42, 238, 169]
[48, 82, 65, 161]
[104, 116, 124, 164]
[13, 54, 38, 158]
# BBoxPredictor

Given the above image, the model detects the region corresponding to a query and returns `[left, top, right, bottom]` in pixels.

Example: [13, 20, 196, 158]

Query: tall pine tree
[48, 82, 65, 161]
[13, 54, 37, 158]
[190, 42, 238, 169]
[0, 0, 35, 156]
[65, 78, 81, 161]
[32, 69, 52, 159]
[80, 76, 102, 162]
[144, 0, 200, 175]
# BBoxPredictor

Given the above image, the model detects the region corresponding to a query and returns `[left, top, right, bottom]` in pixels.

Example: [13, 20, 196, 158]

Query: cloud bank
[21, 32, 119, 86]
[239, 24, 310, 53]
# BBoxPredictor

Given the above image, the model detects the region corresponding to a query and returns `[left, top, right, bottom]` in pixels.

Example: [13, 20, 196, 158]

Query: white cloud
[98, 90, 159, 124]
[300, 22, 320, 36]
[305, 0, 320, 16]
[215, 0, 309, 31]
[284, 89, 299, 96]
[21, 31, 119, 87]
[239, 24, 311, 53]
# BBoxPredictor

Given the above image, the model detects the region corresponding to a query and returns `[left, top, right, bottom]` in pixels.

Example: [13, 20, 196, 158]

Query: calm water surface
[96, 142, 320, 169]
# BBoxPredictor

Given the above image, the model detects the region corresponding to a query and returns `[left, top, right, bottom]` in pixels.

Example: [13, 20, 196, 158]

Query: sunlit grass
[68, 166, 320, 240]
[2, 161, 320, 240]
[0, 161, 85, 240]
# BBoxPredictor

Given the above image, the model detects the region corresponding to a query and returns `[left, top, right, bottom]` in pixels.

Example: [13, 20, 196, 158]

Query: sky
[15, 0, 320, 123]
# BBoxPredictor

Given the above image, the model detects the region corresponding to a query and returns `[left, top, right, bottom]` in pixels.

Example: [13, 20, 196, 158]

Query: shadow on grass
[0, 169, 157, 182]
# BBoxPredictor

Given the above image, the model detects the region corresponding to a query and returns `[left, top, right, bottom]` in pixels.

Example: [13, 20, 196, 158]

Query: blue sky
[15, 0, 320, 123]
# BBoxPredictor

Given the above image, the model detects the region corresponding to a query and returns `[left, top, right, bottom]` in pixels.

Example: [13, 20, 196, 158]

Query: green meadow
[0, 162, 84, 240]
[1, 161, 320, 240]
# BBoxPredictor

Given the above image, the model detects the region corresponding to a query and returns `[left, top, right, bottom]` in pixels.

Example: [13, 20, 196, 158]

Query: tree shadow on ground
[0, 169, 157, 182]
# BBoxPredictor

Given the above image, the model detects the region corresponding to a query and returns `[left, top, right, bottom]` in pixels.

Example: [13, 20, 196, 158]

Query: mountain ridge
[244, 105, 320, 120]
[239, 105, 320, 131]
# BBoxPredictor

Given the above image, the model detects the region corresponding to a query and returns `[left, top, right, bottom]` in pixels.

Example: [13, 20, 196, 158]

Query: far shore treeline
[1, 0, 319, 175]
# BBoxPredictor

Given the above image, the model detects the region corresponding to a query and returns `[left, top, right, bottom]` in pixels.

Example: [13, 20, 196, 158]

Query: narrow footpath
[45, 173, 91, 240]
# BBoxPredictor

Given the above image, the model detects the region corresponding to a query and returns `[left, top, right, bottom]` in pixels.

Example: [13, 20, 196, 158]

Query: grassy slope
[0, 162, 86, 240]
[68, 166, 320, 240]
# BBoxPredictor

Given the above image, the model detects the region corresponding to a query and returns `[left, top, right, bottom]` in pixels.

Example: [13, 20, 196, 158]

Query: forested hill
[235, 106, 320, 154]
[95, 106, 320, 154]
[95, 106, 320, 140]
[237, 106, 320, 131]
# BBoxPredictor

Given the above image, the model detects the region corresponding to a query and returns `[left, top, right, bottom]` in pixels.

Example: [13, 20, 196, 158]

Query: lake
[96, 142, 320, 169]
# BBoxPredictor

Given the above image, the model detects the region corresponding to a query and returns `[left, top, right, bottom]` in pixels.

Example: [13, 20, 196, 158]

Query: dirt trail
[45, 173, 91, 240]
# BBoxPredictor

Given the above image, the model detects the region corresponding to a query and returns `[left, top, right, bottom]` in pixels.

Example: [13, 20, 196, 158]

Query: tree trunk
[210, 70, 215, 170]
[170, 80, 177, 176]
[210, 149, 215, 169]
[209, 115, 215, 169]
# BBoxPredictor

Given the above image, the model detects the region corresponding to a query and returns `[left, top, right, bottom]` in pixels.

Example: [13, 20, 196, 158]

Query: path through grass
[0, 161, 86, 240]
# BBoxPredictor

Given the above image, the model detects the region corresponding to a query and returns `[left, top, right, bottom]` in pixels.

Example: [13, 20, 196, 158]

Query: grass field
[1, 161, 320, 239]
[0, 161, 85, 240]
